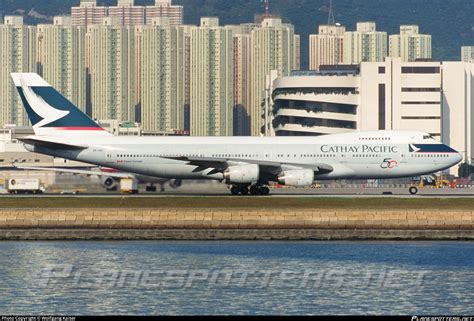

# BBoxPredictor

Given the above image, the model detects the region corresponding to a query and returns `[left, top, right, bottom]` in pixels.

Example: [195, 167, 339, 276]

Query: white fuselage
[24, 131, 462, 183]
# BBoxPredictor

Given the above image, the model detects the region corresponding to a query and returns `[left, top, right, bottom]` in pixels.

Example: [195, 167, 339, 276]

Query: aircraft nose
[442, 144, 463, 166]
[453, 152, 463, 165]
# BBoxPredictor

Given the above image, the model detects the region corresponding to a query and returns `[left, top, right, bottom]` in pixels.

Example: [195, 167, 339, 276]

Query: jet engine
[169, 179, 182, 189]
[100, 176, 119, 191]
[278, 169, 314, 187]
[224, 164, 259, 184]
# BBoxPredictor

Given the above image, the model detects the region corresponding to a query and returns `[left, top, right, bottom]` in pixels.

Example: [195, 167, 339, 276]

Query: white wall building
[98, 119, 141, 136]
[272, 68, 359, 136]
[272, 58, 474, 172]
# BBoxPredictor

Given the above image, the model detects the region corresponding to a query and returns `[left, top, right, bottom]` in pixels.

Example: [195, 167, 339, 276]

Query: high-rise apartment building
[461, 46, 474, 62]
[225, 23, 259, 136]
[71, 0, 107, 27]
[389, 25, 431, 62]
[136, 18, 186, 133]
[249, 18, 298, 136]
[343, 22, 387, 64]
[182, 25, 195, 132]
[309, 24, 345, 71]
[0, 16, 37, 127]
[71, 0, 183, 27]
[86, 17, 135, 122]
[37, 16, 86, 113]
[189, 18, 233, 136]
[146, 0, 184, 26]
[108, 0, 145, 26]
[232, 31, 252, 136]
[294, 34, 301, 71]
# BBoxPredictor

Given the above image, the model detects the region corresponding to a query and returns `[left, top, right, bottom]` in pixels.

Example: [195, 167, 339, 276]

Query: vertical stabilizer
[11, 73, 111, 136]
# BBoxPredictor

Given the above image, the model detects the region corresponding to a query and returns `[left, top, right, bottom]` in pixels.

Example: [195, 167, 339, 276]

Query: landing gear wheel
[231, 186, 239, 195]
[250, 185, 261, 195]
[240, 187, 249, 195]
[409, 186, 418, 195]
[146, 186, 157, 192]
[261, 186, 270, 195]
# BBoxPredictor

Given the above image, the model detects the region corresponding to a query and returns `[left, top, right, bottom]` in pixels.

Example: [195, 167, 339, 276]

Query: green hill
[1, 0, 473, 68]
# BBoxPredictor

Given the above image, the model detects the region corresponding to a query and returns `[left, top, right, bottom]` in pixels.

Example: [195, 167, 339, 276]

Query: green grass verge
[0, 197, 473, 210]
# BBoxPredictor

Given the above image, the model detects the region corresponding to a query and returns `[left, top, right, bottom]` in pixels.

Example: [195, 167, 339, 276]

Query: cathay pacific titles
[320, 145, 399, 154]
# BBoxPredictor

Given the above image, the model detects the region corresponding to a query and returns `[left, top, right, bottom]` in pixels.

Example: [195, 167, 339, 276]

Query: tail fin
[11, 73, 111, 136]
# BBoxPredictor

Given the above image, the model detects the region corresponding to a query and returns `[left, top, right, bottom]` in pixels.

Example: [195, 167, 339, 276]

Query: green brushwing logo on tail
[12, 73, 104, 131]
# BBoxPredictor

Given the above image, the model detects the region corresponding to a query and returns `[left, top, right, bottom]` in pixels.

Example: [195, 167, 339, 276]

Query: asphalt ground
[19, 185, 474, 197]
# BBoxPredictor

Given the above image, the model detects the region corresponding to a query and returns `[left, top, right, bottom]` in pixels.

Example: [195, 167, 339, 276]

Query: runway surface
[2, 185, 473, 198]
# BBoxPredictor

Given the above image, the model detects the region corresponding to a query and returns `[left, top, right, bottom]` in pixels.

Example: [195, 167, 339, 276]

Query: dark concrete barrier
[0, 229, 473, 241]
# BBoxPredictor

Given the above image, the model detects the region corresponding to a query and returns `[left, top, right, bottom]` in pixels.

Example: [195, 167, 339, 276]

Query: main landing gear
[145, 184, 157, 192]
[230, 184, 270, 196]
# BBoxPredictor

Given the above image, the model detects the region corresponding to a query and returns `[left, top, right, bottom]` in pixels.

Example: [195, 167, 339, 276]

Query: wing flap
[162, 156, 333, 175]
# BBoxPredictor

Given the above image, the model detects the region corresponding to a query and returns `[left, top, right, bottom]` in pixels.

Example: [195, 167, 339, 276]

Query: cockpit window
[423, 135, 435, 140]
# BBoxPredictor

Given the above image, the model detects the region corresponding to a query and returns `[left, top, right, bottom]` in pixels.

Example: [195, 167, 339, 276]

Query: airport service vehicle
[120, 178, 139, 194]
[11, 73, 463, 196]
[7, 178, 45, 194]
[59, 189, 81, 195]
[410, 174, 456, 194]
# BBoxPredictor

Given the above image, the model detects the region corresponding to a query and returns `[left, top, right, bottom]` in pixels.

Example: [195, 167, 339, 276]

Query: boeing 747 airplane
[11, 73, 462, 195]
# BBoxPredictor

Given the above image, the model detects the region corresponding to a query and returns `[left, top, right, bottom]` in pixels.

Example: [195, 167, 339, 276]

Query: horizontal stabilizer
[11, 165, 134, 179]
[18, 137, 88, 150]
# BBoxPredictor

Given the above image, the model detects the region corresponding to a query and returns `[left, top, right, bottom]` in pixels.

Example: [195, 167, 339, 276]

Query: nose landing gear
[409, 186, 418, 195]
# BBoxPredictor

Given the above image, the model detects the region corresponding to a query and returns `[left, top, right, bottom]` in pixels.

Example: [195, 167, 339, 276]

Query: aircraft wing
[12, 165, 135, 179]
[162, 156, 333, 176]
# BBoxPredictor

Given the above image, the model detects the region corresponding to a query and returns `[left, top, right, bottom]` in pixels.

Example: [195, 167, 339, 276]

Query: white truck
[120, 178, 139, 194]
[7, 178, 45, 194]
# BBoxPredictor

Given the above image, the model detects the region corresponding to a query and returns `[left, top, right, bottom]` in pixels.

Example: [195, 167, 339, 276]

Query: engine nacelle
[278, 169, 314, 187]
[100, 176, 119, 190]
[169, 179, 182, 189]
[224, 164, 259, 184]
